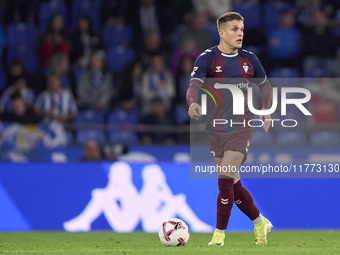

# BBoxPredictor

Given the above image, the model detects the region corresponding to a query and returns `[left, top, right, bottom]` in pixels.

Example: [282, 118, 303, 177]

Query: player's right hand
[188, 103, 202, 120]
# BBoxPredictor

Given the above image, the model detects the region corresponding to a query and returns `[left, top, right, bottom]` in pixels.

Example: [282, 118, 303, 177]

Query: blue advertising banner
[0, 162, 339, 232]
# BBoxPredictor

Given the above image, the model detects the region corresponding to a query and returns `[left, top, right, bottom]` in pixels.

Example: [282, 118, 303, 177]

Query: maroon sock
[234, 180, 260, 221]
[216, 177, 234, 230]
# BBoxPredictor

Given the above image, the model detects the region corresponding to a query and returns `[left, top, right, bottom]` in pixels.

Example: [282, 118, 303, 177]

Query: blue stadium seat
[107, 46, 135, 73]
[38, 0, 68, 33]
[270, 68, 300, 79]
[251, 129, 275, 146]
[7, 23, 37, 48]
[267, 28, 301, 59]
[310, 131, 339, 147]
[77, 130, 106, 144]
[103, 25, 133, 48]
[108, 109, 138, 144]
[233, 2, 262, 29]
[75, 110, 106, 145]
[7, 23, 37, 73]
[71, 0, 100, 32]
[76, 110, 104, 124]
[171, 24, 185, 49]
[332, 27, 340, 38]
[7, 46, 37, 73]
[277, 130, 307, 146]
[303, 68, 331, 78]
[264, 1, 292, 30]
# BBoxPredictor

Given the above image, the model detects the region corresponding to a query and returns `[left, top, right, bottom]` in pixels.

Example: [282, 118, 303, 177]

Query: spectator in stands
[101, 0, 129, 25]
[310, 77, 340, 124]
[138, 32, 166, 69]
[0, 93, 39, 124]
[116, 62, 143, 110]
[168, 0, 194, 28]
[49, 54, 72, 90]
[0, 76, 35, 113]
[82, 140, 102, 161]
[70, 15, 103, 68]
[126, 0, 171, 45]
[268, 11, 301, 68]
[7, 59, 25, 87]
[141, 54, 175, 114]
[34, 73, 77, 122]
[40, 14, 70, 67]
[7, 59, 45, 96]
[296, 0, 322, 27]
[77, 50, 113, 110]
[177, 12, 212, 53]
[82, 140, 118, 162]
[169, 39, 199, 75]
[139, 97, 175, 145]
[302, 11, 337, 74]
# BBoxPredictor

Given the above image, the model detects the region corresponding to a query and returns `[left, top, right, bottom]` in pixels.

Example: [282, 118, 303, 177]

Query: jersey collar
[221, 52, 239, 58]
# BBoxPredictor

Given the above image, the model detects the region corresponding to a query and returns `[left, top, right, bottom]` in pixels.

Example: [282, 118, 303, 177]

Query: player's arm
[186, 54, 210, 120]
[187, 79, 203, 120]
[252, 55, 272, 132]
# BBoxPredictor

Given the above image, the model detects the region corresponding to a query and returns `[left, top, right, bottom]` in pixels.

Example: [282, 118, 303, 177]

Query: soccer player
[186, 12, 273, 246]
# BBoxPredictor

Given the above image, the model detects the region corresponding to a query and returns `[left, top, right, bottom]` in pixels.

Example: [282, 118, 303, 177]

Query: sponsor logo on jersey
[215, 66, 222, 73]
[215, 82, 249, 89]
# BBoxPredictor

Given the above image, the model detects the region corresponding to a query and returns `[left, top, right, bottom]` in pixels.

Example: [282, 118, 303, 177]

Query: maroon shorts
[209, 132, 253, 164]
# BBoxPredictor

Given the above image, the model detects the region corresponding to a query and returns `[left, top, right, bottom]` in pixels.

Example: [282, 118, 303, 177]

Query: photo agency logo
[200, 83, 312, 128]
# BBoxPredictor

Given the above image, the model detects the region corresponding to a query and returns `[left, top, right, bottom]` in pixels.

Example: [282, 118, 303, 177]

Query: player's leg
[208, 150, 244, 246]
[234, 180, 273, 245]
[225, 132, 273, 245]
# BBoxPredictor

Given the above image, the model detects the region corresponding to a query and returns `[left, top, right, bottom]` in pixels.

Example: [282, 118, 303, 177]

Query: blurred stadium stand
[0, 0, 339, 162]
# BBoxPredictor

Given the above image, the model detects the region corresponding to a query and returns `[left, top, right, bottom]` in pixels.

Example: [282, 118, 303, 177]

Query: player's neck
[217, 43, 238, 55]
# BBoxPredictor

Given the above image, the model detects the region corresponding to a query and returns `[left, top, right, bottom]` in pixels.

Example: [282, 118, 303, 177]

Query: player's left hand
[259, 108, 272, 132]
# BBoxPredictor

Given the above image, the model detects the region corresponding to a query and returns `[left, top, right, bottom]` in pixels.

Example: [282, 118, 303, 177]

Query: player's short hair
[217, 12, 244, 30]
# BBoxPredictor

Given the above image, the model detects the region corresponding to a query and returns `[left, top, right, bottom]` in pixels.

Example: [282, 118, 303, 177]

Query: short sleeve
[190, 54, 210, 83]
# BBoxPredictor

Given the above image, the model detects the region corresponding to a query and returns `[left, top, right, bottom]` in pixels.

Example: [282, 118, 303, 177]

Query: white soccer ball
[158, 218, 190, 246]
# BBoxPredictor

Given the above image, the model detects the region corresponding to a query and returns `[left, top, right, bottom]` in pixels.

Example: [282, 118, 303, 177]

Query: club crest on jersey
[215, 66, 222, 73]
[243, 62, 249, 74]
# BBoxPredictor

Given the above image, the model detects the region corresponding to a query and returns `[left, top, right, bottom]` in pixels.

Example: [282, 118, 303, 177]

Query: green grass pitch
[0, 231, 339, 254]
